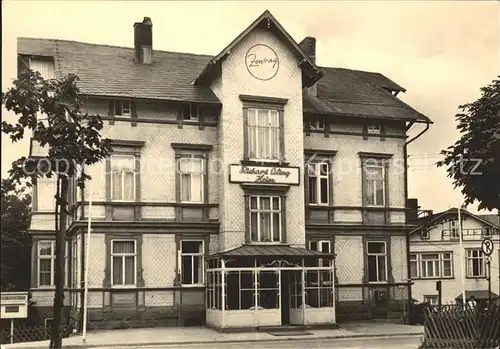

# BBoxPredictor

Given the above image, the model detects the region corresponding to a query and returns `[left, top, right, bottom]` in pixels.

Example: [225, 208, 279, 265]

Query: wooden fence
[420, 302, 500, 349]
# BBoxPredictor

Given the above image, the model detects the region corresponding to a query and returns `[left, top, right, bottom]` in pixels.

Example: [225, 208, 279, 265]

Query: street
[94, 335, 422, 349]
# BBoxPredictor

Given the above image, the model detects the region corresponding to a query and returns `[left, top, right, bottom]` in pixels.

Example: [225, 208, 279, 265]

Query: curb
[4, 332, 424, 349]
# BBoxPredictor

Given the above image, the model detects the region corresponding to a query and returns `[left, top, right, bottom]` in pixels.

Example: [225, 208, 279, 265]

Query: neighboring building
[22, 10, 431, 330]
[408, 207, 500, 305]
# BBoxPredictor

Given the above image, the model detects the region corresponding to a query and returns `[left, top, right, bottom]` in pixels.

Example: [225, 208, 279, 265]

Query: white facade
[409, 209, 500, 305]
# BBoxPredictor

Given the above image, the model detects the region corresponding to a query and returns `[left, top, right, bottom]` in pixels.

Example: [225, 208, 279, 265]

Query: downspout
[404, 121, 430, 323]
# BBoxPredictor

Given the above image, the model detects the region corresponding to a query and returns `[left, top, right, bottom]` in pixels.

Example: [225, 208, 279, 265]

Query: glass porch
[205, 246, 336, 329]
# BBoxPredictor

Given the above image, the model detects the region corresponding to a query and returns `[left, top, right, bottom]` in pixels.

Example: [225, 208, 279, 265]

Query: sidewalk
[1, 322, 424, 349]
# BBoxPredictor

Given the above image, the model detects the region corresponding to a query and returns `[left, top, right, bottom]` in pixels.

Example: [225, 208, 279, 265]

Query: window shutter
[131, 100, 138, 127]
[362, 123, 368, 140]
[177, 105, 183, 129]
[380, 123, 386, 141]
[304, 118, 311, 136]
[108, 100, 115, 125]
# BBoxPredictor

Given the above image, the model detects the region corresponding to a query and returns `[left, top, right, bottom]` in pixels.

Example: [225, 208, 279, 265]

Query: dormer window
[182, 104, 199, 122]
[309, 116, 325, 131]
[113, 99, 131, 117]
[367, 122, 381, 135]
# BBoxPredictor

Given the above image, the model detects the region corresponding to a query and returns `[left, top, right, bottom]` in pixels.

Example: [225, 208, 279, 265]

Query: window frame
[182, 104, 199, 122]
[359, 153, 392, 209]
[366, 241, 388, 283]
[179, 239, 205, 287]
[36, 240, 69, 288]
[465, 249, 486, 278]
[178, 156, 205, 204]
[110, 154, 136, 202]
[248, 195, 283, 243]
[308, 115, 325, 131]
[110, 239, 137, 287]
[410, 252, 454, 279]
[247, 107, 281, 162]
[113, 99, 131, 117]
[240, 94, 287, 164]
[423, 295, 439, 306]
[307, 161, 330, 206]
[308, 240, 333, 268]
[364, 162, 386, 207]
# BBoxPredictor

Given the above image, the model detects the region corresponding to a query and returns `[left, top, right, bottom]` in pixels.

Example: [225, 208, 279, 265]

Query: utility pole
[457, 203, 467, 308]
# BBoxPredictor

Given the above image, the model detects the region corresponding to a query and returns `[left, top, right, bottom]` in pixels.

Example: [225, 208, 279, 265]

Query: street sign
[481, 238, 494, 256]
[0, 292, 28, 319]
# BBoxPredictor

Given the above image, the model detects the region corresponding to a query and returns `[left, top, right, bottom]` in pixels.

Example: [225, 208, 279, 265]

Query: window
[182, 104, 199, 121]
[309, 240, 332, 267]
[111, 240, 136, 286]
[113, 99, 131, 117]
[247, 108, 280, 160]
[37, 241, 69, 287]
[179, 157, 205, 203]
[38, 241, 55, 287]
[367, 122, 381, 135]
[308, 116, 325, 131]
[110, 155, 135, 201]
[363, 160, 385, 206]
[180, 240, 204, 285]
[307, 162, 330, 205]
[36, 178, 56, 212]
[305, 269, 334, 307]
[410, 254, 418, 279]
[424, 295, 438, 305]
[249, 196, 282, 243]
[450, 221, 459, 238]
[411, 252, 453, 279]
[466, 249, 486, 277]
[366, 242, 387, 282]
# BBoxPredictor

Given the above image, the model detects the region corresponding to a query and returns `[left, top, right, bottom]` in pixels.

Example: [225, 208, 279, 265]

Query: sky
[2, 0, 499, 214]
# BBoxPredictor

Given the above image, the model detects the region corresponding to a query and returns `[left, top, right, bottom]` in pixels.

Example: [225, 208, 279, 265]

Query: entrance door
[280, 270, 291, 325]
[372, 290, 388, 319]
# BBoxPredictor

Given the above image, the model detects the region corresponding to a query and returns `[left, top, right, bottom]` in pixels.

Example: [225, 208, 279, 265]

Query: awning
[455, 290, 499, 301]
[209, 244, 336, 259]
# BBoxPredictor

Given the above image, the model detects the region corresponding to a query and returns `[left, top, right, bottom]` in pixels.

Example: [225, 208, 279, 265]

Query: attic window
[182, 104, 199, 121]
[114, 99, 131, 117]
[367, 122, 381, 135]
[309, 116, 325, 131]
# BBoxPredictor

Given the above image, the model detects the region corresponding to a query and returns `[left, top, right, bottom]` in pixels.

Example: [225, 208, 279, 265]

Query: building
[408, 206, 500, 305]
[22, 10, 432, 330]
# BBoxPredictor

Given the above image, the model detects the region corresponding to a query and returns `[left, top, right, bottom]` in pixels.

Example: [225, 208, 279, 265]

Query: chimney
[299, 37, 317, 97]
[406, 198, 419, 223]
[299, 36, 316, 63]
[134, 17, 153, 64]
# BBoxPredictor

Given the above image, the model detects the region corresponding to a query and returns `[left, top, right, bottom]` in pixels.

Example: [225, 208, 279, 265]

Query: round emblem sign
[245, 44, 279, 81]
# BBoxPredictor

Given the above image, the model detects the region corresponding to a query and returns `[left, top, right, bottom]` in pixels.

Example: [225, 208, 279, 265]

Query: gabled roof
[304, 67, 431, 123]
[478, 214, 500, 227]
[18, 38, 221, 104]
[193, 10, 323, 88]
[409, 207, 500, 235]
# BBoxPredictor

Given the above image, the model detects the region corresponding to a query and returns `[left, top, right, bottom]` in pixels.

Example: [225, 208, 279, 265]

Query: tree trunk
[50, 175, 68, 349]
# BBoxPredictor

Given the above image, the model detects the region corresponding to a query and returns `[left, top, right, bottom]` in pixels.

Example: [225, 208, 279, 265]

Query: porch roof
[209, 244, 336, 259]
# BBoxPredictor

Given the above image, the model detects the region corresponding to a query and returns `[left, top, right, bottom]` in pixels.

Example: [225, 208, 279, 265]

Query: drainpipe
[404, 121, 430, 323]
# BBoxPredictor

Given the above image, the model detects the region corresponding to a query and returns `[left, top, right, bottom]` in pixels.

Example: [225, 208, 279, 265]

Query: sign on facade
[1, 292, 28, 319]
[481, 237, 494, 256]
[245, 44, 279, 81]
[229, 164, 300, 185]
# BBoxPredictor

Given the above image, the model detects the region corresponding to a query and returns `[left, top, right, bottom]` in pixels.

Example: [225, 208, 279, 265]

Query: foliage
[1, 68, 112, 349]
[437, 77, 500, 211]
[0, 178, 31, 291]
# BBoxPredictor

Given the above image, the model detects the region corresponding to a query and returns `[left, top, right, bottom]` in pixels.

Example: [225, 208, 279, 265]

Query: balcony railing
[441, 228, 493, 241]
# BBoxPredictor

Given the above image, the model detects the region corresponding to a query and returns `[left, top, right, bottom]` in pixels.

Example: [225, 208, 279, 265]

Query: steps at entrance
[258, 323, 339, 332]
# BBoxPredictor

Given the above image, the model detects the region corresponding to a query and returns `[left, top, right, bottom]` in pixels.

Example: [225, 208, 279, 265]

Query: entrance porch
[205, 245, 336, 329]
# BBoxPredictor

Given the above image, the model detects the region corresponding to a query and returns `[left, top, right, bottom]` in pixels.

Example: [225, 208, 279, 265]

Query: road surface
[94, 335, 422, 349]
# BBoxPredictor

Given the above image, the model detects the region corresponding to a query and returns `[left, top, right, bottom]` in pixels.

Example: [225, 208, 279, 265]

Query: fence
[420, 302, 500, 349]
[0, 324, 72, 345]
